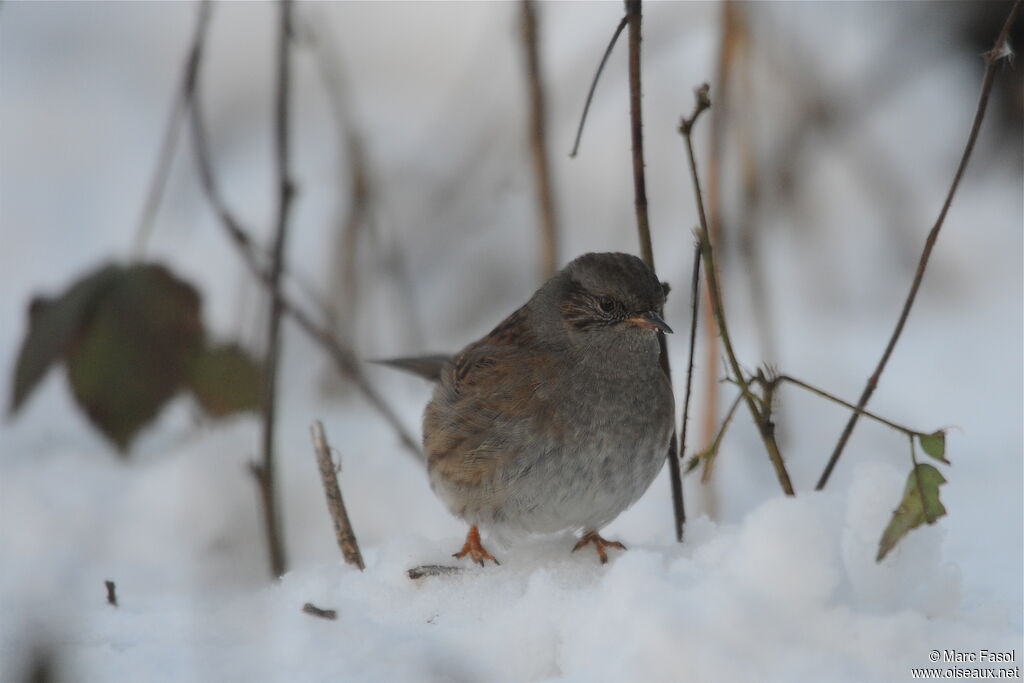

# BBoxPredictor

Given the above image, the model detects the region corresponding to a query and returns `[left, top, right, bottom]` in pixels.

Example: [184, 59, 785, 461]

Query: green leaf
[876, 463, 948, 562]
[64, 264, 202, 452]
[187, 344, 263, 418]
[919, 431, 948, 464]
[9, 265, 121, 414]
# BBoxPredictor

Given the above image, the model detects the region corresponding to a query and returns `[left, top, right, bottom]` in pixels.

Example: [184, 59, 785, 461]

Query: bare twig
[698, 388, 743, 483]
[678, 242, 702, 480]
[250, 0, 297, 579]
[771, 374, 932, 438]
[131, 2, 211, 258]
[625, 0, 653, 268]
[310, 420, 366, 570]
[407, 565, 465, 580]
[302, 602, 338, 620]
[696, 2, 741, 463]
[521, 0, 559, 280]
[184, 10, 421, 460]
[299, 15, 371, 336]
[815, 0, 1021, 490]
[624, 0, 684, 541]
[680, 84, 795, 497]
[104, 580, 117, 607]
[569, 14, 627, 158]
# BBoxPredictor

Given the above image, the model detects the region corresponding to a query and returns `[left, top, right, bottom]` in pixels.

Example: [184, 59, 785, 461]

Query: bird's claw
[453, 525, 500, 566]
[572, 531, 627, 564]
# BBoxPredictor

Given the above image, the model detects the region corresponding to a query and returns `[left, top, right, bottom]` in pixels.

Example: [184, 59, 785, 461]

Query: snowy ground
[1, 2, 1021, 682]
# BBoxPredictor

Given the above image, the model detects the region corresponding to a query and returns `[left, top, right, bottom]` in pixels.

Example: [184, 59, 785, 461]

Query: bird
[380, 252, 675, 565]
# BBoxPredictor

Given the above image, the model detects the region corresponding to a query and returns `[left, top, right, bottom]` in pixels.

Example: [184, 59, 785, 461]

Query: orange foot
[572, 531, 627, 564]
[453, 524, 500, 566]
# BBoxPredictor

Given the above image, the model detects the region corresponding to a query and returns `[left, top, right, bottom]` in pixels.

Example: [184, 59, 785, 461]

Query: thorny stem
[624, 0, 684, 541]
[680, 84, 795, 497]
[678, 241, 701, 481]
[815, 0, 1021, 489]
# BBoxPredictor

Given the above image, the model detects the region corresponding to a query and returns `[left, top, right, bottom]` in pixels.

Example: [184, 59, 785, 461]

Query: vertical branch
[310, 420, 365, 570]
[680, 84, 795, 497]
[815, 0, 1021, 490]
[698, 1, 739, 465]
[624, 0, 685, 541]
[625, 0, 653, 268]
[678, 242, 702, 486]
[521, 0, 559, 280]
[254, 0, 295, 579]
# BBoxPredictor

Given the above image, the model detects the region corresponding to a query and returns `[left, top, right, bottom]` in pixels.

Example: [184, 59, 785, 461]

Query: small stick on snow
[310, 420, 365, 571]
[407, 565, 465, 580]
[104, 580, 118, 607]
[302, 602, 337, 620]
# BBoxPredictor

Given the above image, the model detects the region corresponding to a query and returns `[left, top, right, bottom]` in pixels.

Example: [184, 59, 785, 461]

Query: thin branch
[625, 0, 653, 269]
[677, 241, 701, 485]
[569, 15, 627, 158]
[252, 0, 296, 580]
[773, 374, 926, 438]
[623, 0, 684, 541]
[697, 2, 741, 462]
[185, 15, 421, 461]
[698, 388, 743, 484]
[310, 420, 365, 570]
[104, 580, 117, 607]
[680, 84, 795, 497]
[132, 1, 211, 258]
[521, 0, 559, 280]
[302, 602, 338, 620]
[300, 15, 370, 335]
[815, 0, 1021, 490]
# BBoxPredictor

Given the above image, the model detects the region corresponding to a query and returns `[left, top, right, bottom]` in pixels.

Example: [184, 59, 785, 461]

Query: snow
[1, 2, 1021, 682]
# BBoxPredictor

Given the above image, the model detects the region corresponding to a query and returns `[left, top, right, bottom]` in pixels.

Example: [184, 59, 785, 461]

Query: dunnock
[386, 252, 674, 565]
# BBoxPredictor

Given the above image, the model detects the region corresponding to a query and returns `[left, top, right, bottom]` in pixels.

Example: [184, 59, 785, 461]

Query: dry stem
[521, 0, 559, 280]
[310, 420, 366, 570]
[302, 602, 338, 620]
[182, 6, 421, 461]
[815, 0, 1021, 489]
[253, 0, 295, 580]
[569, 15, 627, 158]
[678, 242, 702, 485]
[680, 84, 795, 497]
[624, 0, 685, 540]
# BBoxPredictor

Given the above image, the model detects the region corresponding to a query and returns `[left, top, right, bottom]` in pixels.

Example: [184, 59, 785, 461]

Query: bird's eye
[598, 296, 615, 313]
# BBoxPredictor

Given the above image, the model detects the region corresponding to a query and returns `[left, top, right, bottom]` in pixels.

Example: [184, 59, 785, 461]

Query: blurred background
[1, 0, 1021, 676]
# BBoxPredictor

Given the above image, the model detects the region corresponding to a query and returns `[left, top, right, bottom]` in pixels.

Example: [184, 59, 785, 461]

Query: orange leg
[572, 531, 627, 564]
[453, 524, 500, 566]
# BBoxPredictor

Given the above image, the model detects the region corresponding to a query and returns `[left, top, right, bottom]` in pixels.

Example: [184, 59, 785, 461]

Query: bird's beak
[627, 310, 673, 334]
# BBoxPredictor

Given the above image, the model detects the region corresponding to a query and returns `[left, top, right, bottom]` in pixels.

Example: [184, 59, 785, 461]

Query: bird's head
[552, 252, 671, 348]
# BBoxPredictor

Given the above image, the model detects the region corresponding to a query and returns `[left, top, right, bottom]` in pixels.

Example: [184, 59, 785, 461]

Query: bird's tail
[371, 354, 451, 382]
